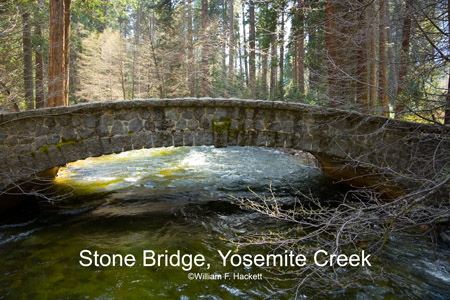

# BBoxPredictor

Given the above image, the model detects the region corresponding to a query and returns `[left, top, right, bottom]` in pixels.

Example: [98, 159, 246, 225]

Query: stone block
[31, 151, 53, 172]
[184, 131, 194, 146]
[84, 115, 97, 128]
[111, 136, 123, 153]
[131, 132, 146, 150]
[182, 110, 193, 119]
[58, 143, 80, 163]
[187, 120, 199, 130]
[162, 132, 173, 147]
[203, 132, 214, 146]
[85, 138, 104, 157]
[193, 131, 203, 146]
[120, 135, 133, 152]
[129, 118, 143, 133]
[78, 128, 95, 139]
[173, 132, 184, 147]
[47, 146, 66, 167]
[100, 137, 113, 155]
[256, 132, 267, 147]
[111, 120, 125, 135]
[152, 132, 164, 148]
[247, 131, 257, 147]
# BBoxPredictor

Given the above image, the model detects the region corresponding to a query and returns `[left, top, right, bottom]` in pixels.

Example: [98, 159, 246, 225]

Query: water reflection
[0, 146, 449, 299]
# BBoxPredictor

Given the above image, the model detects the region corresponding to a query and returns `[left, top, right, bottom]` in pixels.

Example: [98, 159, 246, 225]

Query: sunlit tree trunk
[279, 9, 285, 100]
[261, 49, 268, 99]
[228, 0, 234, 82]
[131, 0, 141, 98]
[187, 0, 195, 97]
[270, 32, 277, 100]
[200, 0, 210, 97]
[222, 0, 227, 97]
[242, 3, 248, 87]
[249, 0, 256, 99]
[63, 0, 71, 105]
[48, 0, 65, 107]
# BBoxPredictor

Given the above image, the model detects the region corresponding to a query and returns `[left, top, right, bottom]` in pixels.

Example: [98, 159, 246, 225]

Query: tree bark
[270, 32, 277, 100]
[369, 27, 377, 112]
[325, 0, 339, 106]
[395, 0, 412, 117]
[22, 7, 34, 109]
[34, 0, 45, 109]
[187, 0, 195, 97]
[261, 49, 268, 99]
[249, 1, 256, 99]
[242, 2, 249, 86]
[368, 3, 377, 113]
[292, 38, 298, 87]
[356, 0, 369, 113]
[48, 0, 65, 107]
[279, 9, 285, 100]
[131, 0, 141, 98]
[297, 0, 305, 96]
[379, 0, 389, 116]
[200, 0, 210, 97]
[63, 0, 71, 106]
[445, 0, 450, 124]
[228, 0, 234, 81]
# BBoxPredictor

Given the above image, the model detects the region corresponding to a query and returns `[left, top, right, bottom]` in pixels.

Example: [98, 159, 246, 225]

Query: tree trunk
[379, 0, 389, 116]
[222, 0, 228, 97]
[279, 9, 285, 100]
[325, 0, 339, 107]
[445, 0, 450, 124]
[292, 38, 297, 87]
[201, 0, 210, 97]
[270, 32, 277, 100]
[356, 0, 369, 113]
[369, 27, 377, 112]
[242, 2, 249, 87]
[63, 0, 71, 106]
[261, 50, 268, 99]
[228, 0, 234, 81]
[249, 1, 256, 99]
[395, 0, 412, 117]
[187, 0, 195, 97]
[48, 0, 65, 107]
[132, 0, 141, 98]
[297, 0, 305, 96]
[34, 0, 45, 109]
[368, 3, 377, 113]
[22, 7, 34, 109]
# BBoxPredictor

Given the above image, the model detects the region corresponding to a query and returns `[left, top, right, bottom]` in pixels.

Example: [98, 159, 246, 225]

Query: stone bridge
[0, 98, 449, 196]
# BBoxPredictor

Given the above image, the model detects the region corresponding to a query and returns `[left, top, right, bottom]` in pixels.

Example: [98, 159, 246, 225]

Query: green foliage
[284, 80, 303, 103]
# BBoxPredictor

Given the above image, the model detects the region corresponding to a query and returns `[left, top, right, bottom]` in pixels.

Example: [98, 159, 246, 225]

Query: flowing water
[0, 146, 449, 299]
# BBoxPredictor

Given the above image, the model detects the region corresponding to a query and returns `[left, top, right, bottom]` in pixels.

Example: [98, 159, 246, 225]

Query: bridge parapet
[0, 98, 448, 194]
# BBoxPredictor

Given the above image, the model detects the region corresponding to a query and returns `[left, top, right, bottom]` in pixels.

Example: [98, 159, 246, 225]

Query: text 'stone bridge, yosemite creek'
[0, 98, 449, 196]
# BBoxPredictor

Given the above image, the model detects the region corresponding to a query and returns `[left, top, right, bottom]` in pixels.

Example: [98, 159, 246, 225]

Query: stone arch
[0, 98, 448, 195]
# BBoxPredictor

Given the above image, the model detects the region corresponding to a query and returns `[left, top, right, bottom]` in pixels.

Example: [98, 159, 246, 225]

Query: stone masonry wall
[0, 98, 449, 192]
